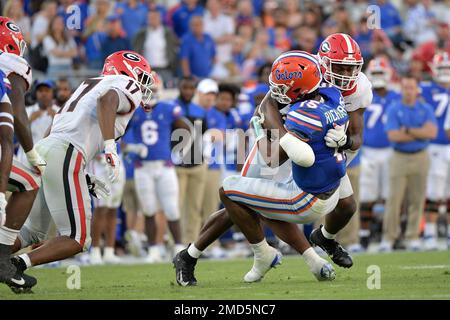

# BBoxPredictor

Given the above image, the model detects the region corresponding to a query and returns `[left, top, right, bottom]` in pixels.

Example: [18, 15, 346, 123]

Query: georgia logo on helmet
[102, 50, 154, 110]
[318, 33, 363, 91]
[431, 51, 450, 84]
[269, 50, 322, 105]
[0, 16, 26, 57]
[366, 56, 392, 89]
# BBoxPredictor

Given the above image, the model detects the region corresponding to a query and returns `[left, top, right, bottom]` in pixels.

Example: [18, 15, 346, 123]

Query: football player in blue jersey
[127, 72, 190, 262]
[359, 57, 400, 250]
[422, 52, 450, 250]
[174, 51, 347, 285]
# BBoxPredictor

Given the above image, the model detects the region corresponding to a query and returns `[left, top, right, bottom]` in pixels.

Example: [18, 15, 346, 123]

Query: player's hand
[85, 174, 110, 199]
[104, 139, 120, 183]
[0, 192, 7, 227]
[324, 123, 347, 148]
[26, 147, 47, 175]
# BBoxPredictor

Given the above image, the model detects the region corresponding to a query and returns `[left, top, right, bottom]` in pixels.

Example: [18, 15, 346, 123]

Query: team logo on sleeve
[320, 41, 331, 53]
[123, 52, 141, 62]
[6, 21, 20, 33]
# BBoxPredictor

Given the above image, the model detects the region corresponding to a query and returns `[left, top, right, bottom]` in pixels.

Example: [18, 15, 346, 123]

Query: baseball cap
[197, 78, 218, 94]
[35, 80, 54, 90]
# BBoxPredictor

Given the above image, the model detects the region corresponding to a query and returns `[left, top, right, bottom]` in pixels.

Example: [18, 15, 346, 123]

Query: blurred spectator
[242, 29, 280, 79]
[115, 0, 148, 40]
[17, 80, 59, 161]
[283, 0, 303, 30]
[236, 23, 255, 45]
[403, 0, 437, 46]
[43, 15, 78, 80]
[133, 9, 178, 86]
[381, 77, 437, 252]
[171, 0, 204, 38]
[375, 0, 403, 44]
[291, 26, 318, 53]
[235, 0, 255, 28]
[55, 77, 72, 107]
[180, 15, 216, 78]
[58, 0, 89, 35]
[333, 4, 356, 35]
[83, 0, 111, 40]
[229, 35, 246, 77]
[3, 0, 31, 45]
[430, 0, 450, 23]
[413, 22, 450, 74]
[30, 0, 57, 49]
[204, 0, 235, 78]
[100, 15, 131, 64]
[302, 6, 322, 31]
[354, 16, 373, 60]
[174, 76, 208, 244]
[267, 7, 291, 51]
[246, 62, 270, 107]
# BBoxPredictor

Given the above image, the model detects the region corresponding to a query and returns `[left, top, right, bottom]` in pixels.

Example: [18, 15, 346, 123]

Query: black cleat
[0, 244, 16, 283]
[310, 225, 353, 268]
[5, 257, 37, 294]
[173, 249, 197, 286]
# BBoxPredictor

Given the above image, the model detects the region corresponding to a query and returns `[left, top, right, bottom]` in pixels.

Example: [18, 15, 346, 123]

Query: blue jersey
[206, 107, 228, 170]
[121, 128, 138, 180]
[129, 101, 183, 162]
[224, 108, 244, 171]
[363, 90, 400, 148]
[285, 89, 349, 194]
[420, 81, 450, 145]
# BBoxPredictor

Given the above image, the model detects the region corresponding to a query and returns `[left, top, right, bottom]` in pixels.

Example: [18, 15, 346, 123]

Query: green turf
[1, 251, 449, 300]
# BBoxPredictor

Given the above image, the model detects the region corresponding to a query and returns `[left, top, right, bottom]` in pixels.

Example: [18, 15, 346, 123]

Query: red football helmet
[318, 33, 363, 91]
[366, 57, 392, 89]
[0, 16, 26, 57]
[269, 50, 322, 104]
[431, 52, 450, 84]
[102, 50, 154, 108]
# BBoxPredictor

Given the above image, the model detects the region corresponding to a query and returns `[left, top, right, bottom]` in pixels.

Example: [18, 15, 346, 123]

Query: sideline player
[423, 52, 450, 250]
[127, 72, 189, 262]
[359, 57, 399, 249]
[7, 50, 153, 291]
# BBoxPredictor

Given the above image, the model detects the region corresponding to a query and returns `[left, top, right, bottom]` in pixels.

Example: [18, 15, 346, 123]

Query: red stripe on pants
[11, 165, 39, 189]
[72, 152, 86, 247]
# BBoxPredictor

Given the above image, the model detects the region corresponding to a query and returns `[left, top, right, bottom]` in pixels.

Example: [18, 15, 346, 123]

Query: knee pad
[18, 225, 47, 249]
[164, 203, 180, 222]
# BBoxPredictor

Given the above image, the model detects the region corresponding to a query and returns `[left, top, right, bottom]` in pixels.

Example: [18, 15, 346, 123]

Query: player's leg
[424, 146, 446, 250]
[90, 206, 107, 264]
[0, 159, 40, 284]
[310, 174, 355, 268]
[17, 143, 92, 269]
[123, 179, 143, 256]
[156, 165, 183, 254]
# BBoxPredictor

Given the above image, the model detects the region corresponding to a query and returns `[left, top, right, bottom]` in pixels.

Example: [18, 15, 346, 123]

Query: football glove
[26, 147, 47, 175]
[324, 123, 348, 149]
[86, 174, 110, 199]
[104, 139, 121, 183]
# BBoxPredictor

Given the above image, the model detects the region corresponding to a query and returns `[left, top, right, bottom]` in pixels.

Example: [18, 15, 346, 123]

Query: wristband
[340, 135, 354, 151]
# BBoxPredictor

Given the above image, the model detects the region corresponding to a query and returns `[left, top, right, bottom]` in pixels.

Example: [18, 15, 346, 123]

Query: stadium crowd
[1, 0, 450, 265]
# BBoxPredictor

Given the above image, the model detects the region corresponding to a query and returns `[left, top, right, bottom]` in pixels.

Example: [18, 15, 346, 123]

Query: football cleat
[310, 226, 353, 268]
[244, 247, 282, 283]
[173, 249, 197, 287]
[5, 257, 37, 294]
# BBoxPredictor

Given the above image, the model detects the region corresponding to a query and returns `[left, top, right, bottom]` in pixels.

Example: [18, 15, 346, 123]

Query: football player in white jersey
[0, 17, 46, 291]
[6, 50, 154, 291]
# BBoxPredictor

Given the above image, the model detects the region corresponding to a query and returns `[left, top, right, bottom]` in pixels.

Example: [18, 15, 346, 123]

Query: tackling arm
[344, 108, 365, 151]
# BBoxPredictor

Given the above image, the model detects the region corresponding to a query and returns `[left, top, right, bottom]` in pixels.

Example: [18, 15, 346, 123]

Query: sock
[321, 225, 336, 240]
[424, 223, 437, 238]
[104, 247, 114, 257]
[90, 246, 101, 256]
[0, 226, 19, 246]
[187, 244, 202, 259]
[249, 239, 270, 257]
[302, 247, 324, 270]
[18, 253, 32, 269]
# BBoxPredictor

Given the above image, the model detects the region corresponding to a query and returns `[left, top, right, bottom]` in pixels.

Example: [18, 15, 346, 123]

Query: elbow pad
[279, 133, 315, 167]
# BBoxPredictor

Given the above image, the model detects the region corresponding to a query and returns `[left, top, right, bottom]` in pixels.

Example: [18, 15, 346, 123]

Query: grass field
[1, 251, 449, 300]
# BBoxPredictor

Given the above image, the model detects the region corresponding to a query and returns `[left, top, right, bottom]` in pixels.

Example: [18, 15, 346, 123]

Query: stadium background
[1, 0, 450, 265]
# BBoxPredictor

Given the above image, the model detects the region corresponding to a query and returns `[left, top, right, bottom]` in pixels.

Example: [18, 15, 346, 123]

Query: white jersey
[342, 72, 373, 112]
[0, 52, 32, 89]
[49, 75, 142, 162]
